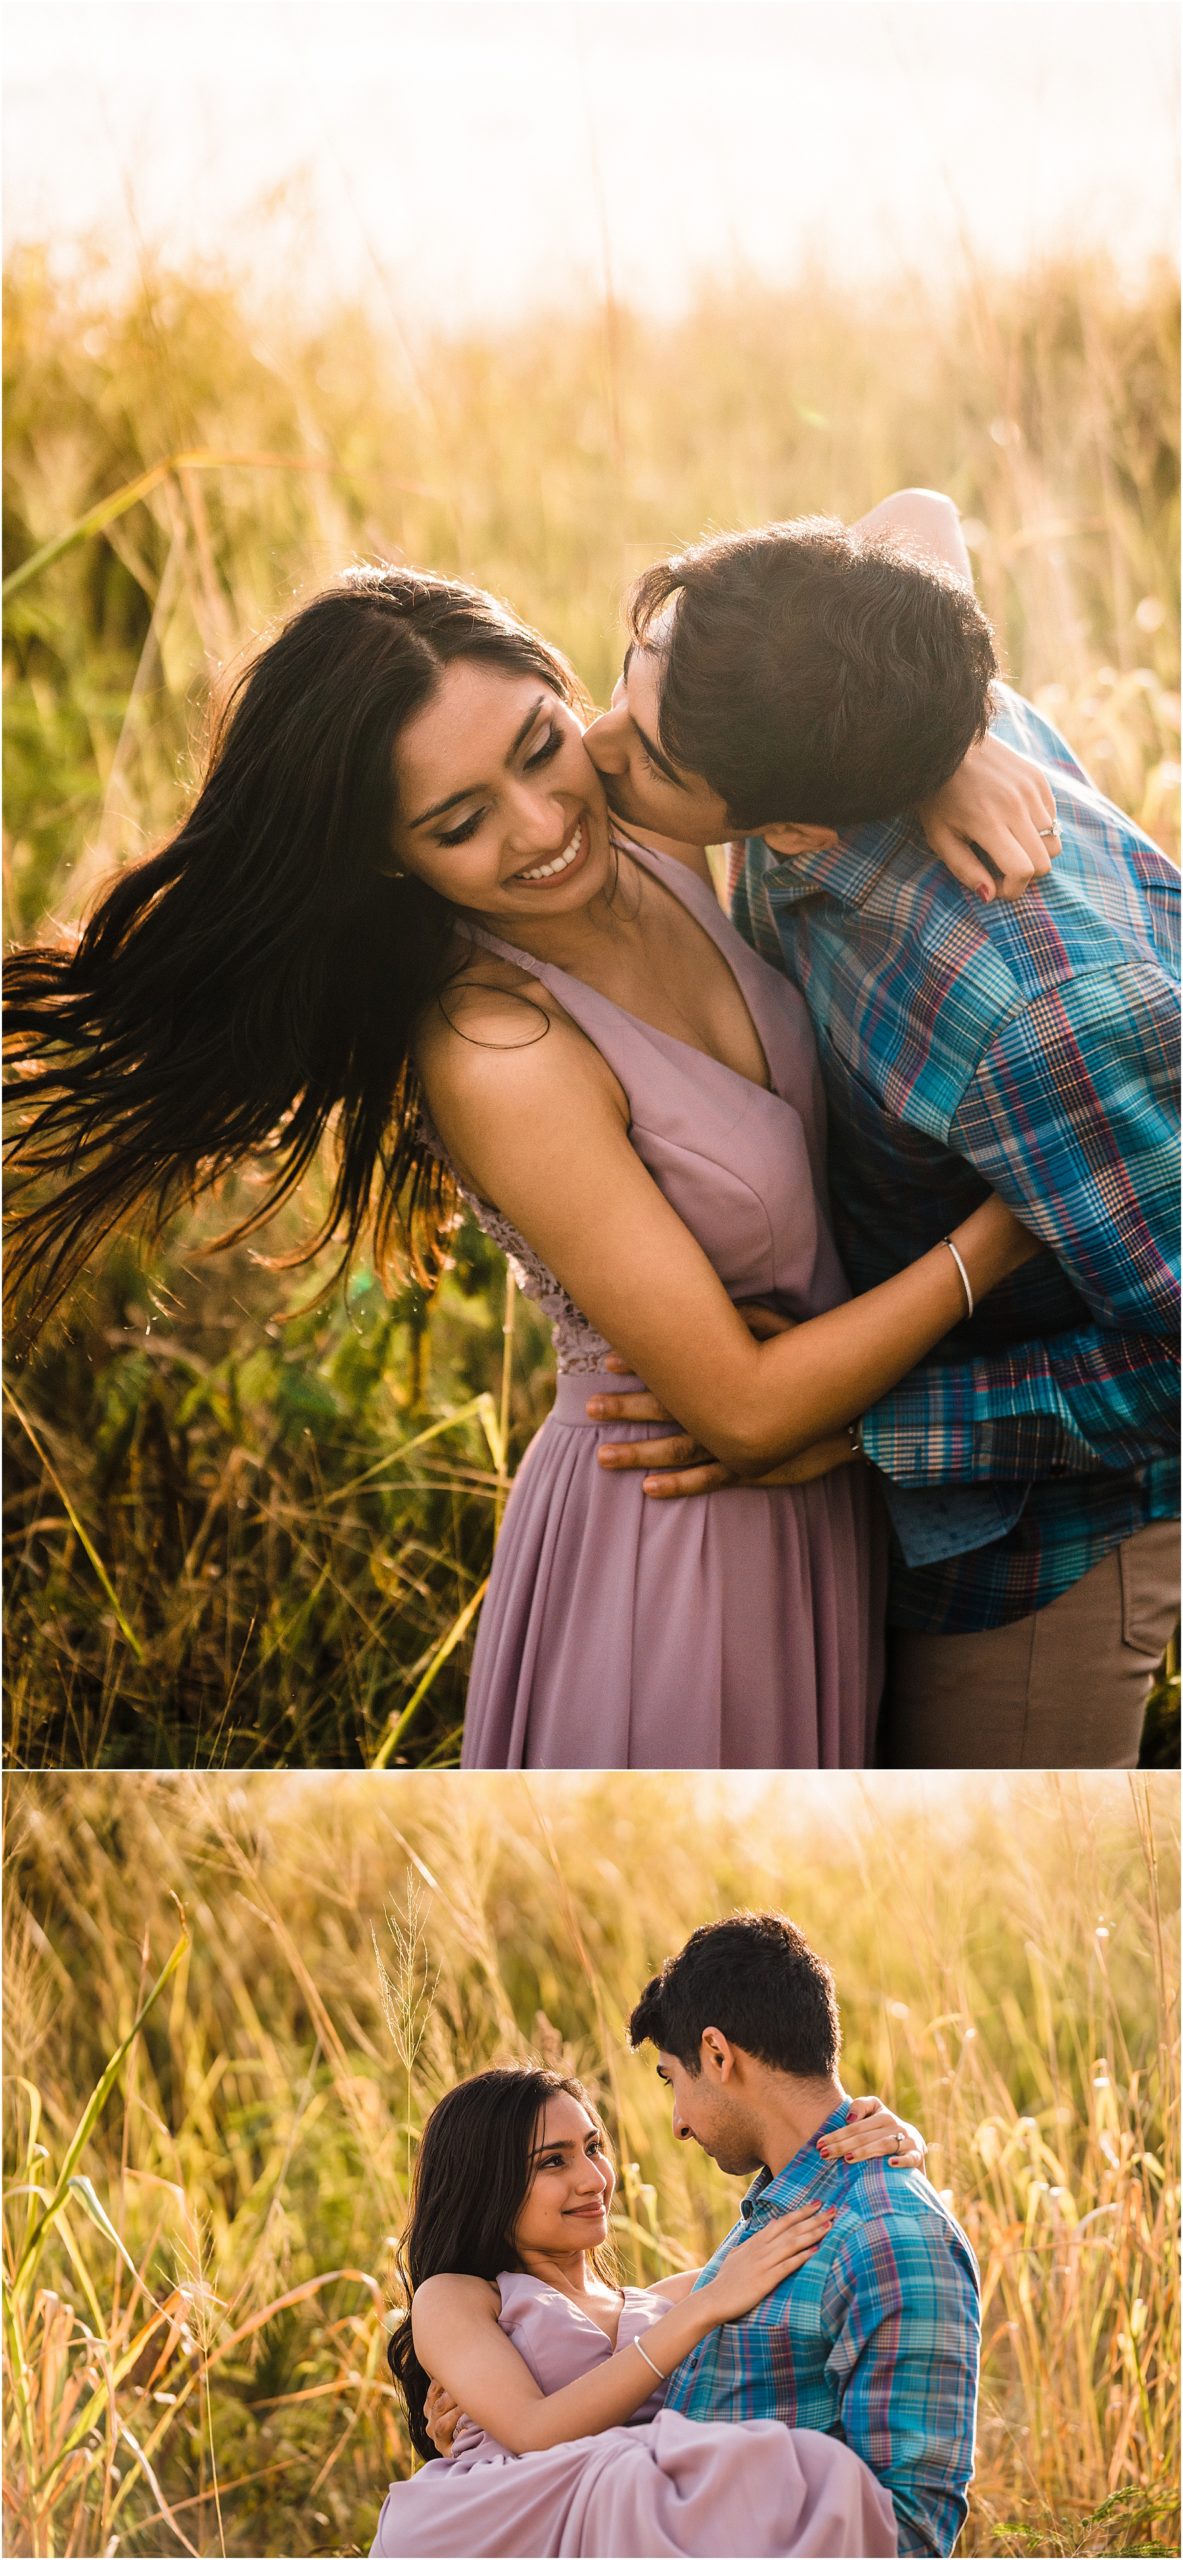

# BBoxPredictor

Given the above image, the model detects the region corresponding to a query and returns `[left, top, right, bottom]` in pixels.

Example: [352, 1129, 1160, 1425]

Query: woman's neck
[515, 2244, 602, 2295]
[467, 869, 637, 977]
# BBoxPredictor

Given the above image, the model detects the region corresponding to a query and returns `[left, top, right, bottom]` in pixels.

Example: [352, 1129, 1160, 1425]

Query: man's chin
[701, 2141, 764, 2178]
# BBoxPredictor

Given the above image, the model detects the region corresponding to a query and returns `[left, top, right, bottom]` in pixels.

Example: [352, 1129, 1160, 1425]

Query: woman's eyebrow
[408, 694, 549, 828]
[528, 2136, 575, 2161]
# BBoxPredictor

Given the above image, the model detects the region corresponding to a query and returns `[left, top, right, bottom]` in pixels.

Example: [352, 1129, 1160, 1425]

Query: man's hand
[917, 727, 1060, 902]
[423, 2378, 462, 2458]
[589, 1308, 855, 1498]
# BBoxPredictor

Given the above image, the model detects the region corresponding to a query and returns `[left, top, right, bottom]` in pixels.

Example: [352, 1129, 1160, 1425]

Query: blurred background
[4, 1768, 1178, 2557]
[3, 2, 1180, 1762]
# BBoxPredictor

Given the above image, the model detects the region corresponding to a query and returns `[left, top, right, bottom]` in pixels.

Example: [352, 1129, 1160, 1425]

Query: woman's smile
[511, 818, 589, 889]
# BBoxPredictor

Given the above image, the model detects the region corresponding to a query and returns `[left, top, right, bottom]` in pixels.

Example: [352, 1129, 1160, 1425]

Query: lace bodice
[421, 1111, 614, 1373]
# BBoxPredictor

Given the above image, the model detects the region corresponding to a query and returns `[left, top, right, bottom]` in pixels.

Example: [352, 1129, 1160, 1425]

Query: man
[581, 493, 1179, 1766]
[628, 1912, 980, 2558]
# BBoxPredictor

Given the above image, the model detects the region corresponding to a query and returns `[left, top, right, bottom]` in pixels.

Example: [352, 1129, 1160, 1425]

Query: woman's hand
[917, 729, 1060, 904]
[817, 2095, 927, 2172]
[699, 2203, 839, 2323]
[423, 2378, 463, 2458]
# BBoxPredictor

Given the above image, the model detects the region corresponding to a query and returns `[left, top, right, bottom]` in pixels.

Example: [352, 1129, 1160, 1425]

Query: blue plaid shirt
[731, 688, 1180, 1631]
[663, 2105, 980, 2555]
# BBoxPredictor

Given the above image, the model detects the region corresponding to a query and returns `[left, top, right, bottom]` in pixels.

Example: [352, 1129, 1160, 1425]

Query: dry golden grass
[2, 1770, 1178, 2557]
[3, 245, 1180, 1761]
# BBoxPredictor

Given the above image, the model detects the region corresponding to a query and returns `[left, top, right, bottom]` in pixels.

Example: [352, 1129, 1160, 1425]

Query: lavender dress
[370, 2273, 898, 2558]
[435, 837, 886, 1769]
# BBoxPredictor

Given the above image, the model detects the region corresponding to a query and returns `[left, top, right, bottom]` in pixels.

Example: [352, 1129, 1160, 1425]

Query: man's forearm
[860, 1322, 1179, 1486]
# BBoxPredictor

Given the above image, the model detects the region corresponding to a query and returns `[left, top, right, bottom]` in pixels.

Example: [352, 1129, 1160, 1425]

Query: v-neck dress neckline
[464, 832, 775, 1098]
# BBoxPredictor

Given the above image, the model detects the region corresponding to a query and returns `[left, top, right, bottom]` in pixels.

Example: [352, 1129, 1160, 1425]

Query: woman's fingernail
[587, 1400, 605, 1418]
[977, 884, 993, 902]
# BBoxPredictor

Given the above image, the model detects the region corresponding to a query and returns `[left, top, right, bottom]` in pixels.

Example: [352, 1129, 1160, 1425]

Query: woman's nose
[505, 780, 570, 855]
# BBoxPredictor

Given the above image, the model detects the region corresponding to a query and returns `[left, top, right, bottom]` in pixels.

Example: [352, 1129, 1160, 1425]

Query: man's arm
[861, 962, 1180, 1486]
[823, 2214, 980, 2558]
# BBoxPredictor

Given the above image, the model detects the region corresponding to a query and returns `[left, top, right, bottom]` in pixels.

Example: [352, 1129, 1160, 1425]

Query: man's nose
[583, 708, 628, 772]
[673, 2112, 692, 2142]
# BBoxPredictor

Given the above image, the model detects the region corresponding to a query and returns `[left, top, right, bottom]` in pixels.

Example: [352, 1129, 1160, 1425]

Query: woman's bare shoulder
[414, 951, 557, 1076]
[412, 2271, 501, 2324]
[413, 957, 622, 1134]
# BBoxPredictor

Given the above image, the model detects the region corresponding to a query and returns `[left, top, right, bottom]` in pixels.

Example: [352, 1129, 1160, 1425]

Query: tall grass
[4, 245, 1179, 1764]
[3, 1770, 1178, 2557]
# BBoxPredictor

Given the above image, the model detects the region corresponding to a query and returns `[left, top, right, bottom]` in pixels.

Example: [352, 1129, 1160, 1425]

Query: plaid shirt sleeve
[861, 960, 1180, 1485]
[822, 2212, 980, 2557]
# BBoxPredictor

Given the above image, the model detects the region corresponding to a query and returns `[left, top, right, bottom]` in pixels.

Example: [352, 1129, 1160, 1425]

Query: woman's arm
[853, 485, 974, 587]
[647, 2269, 703, 2303]
[412, 2206, 835, 2458]
[852, 488, 1060, 900]
[421, 1011, 1039, 1478]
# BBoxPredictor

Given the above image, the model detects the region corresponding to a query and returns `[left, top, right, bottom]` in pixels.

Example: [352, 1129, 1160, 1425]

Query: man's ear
[758, 820, 840, 857]
[699, 2028, 738, 2083]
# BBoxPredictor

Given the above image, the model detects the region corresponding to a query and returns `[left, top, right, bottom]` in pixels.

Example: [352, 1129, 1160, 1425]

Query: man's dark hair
[628, 1912, 841, 2079]
[627, 517, 998, 830]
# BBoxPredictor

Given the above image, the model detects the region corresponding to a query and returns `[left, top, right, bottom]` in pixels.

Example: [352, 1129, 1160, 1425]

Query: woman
[5, 531, 1041, 1767]
[373, 2066, 914, 2558]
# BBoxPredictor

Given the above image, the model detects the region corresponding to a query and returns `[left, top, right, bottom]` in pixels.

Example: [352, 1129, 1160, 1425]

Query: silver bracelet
[941, 1234, 975, 1320]
[634, 2336, 666, 2383]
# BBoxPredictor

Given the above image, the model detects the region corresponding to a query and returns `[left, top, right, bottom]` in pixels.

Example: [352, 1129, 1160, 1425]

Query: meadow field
[3, 245, 1180, 1764]
[2, 1769, 1178, 2559]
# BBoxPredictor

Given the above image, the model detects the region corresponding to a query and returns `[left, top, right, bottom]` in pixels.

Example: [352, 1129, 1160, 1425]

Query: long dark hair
[4, 568, 582, 1334]
[388, 2067, 613, 2463]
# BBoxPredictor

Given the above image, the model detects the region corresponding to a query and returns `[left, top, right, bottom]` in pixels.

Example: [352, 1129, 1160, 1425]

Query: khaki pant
[880, 1521, 1180, 1770]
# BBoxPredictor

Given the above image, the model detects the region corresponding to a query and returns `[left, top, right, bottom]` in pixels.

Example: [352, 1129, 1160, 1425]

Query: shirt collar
[740, 2101, 851, 2219]
[747, 813, 920, 910]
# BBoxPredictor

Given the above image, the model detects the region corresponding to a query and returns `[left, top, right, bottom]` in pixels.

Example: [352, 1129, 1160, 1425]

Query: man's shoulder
[835, 2163, 979, 2278]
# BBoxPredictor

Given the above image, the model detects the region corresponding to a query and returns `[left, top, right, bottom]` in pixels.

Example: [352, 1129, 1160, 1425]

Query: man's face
[582, 641, 734, 847]
[656, 2043, 765, 2178]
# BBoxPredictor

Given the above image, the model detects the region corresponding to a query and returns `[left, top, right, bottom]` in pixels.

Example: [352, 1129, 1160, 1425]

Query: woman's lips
[511, 817, 590, 888]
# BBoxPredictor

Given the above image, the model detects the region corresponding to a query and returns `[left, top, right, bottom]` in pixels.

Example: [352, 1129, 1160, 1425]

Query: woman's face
[391, 660, 614, 925]
[511, 2090, 616, 2259]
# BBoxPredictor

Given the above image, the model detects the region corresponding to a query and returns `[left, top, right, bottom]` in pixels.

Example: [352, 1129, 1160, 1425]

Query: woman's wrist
[679, 2279, 723, 2341]
[951, 1200, 1033, 1295]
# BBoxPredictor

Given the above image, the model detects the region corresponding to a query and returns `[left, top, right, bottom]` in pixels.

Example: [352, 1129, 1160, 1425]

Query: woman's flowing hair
[4, 567, 583, 1336]
[387, 2067, 614, 2463]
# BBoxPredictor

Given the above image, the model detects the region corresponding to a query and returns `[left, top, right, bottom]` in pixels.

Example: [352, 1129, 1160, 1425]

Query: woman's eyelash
[437, 809, 485, 847]
[435, 729, 561, 845]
